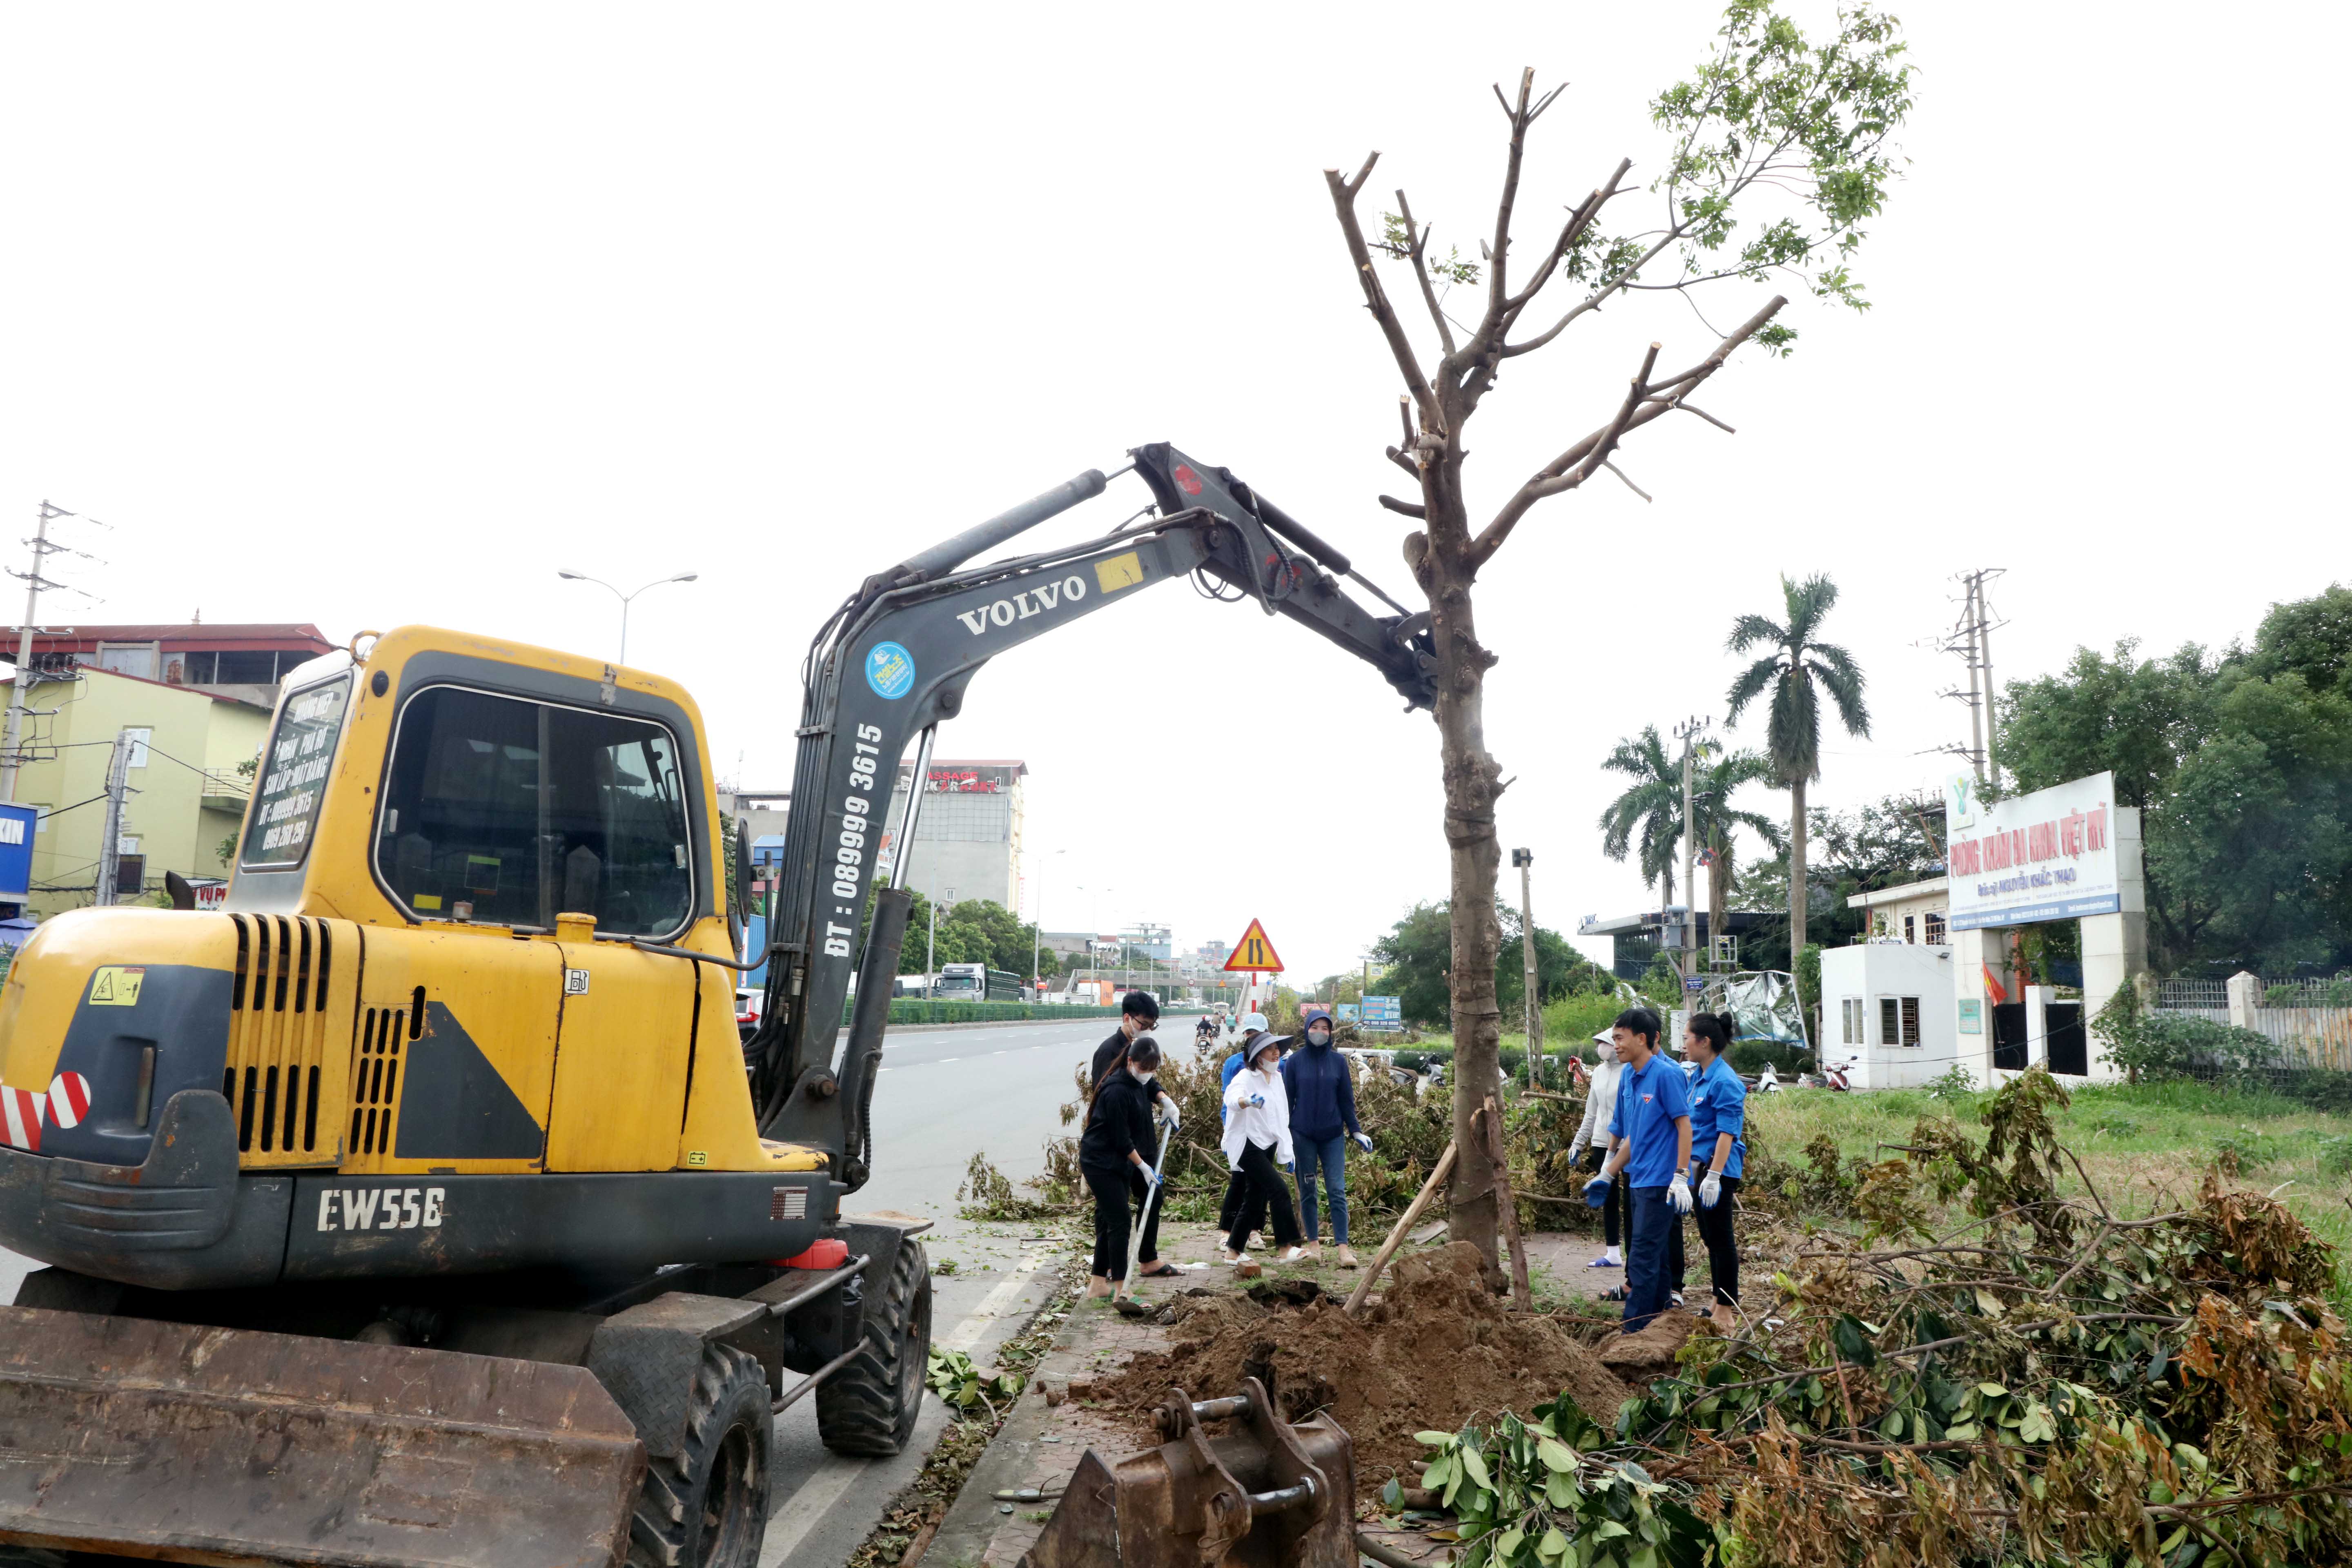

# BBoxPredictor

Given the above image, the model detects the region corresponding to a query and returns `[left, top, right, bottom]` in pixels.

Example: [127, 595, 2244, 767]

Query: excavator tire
[627, 1343, 772, 1568]
[817, 1236, 932, 1457]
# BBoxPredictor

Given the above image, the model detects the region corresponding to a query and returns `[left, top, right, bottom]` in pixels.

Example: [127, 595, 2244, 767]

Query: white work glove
[1158, 1097, 1180, 1131]
[1352, 1132, 1374, 1154]
[1699, 1170, 1722, 1209]
[1144, 1163, 1163, 1189]
[1668, 1174, 1693, 1215]
[1247, 1094, 1265, 1109]
[1565, 1137, 1586, 1166]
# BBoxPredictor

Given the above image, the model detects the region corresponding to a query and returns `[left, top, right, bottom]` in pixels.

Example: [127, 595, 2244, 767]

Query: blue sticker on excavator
[865, 641, 915, 699]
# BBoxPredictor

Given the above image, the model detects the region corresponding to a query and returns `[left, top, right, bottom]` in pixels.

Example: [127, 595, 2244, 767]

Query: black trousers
[1693, 1175, 1741, 1306]
[1226, 1141, 1302, 1251]
[1583, 1147, 1630, 1249]
[1085, 1163, 1160, 1280]
[1218, 1168, 1249, 1237]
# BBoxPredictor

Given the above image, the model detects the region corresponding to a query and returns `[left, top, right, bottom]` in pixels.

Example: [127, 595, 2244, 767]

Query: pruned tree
[1321, 1, 1909, 1274]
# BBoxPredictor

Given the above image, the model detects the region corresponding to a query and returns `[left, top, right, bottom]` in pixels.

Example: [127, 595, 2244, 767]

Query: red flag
[1984, 964, 2008, 1005]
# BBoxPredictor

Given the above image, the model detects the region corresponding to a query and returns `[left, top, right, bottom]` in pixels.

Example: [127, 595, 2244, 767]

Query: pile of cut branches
[1383, 1069, 2352, 1568]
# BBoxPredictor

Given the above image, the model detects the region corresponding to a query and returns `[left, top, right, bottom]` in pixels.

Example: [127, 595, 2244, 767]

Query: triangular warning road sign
[1223, 918, 1285, 973]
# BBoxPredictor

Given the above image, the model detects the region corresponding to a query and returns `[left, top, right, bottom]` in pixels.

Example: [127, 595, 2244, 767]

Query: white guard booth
[1819, 939, 1957, 1089]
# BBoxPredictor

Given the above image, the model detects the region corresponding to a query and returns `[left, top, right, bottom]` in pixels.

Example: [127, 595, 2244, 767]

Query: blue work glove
[1582, 1174, 1612, 1208]
[1248, 1094, 1265, 1108]
[1352, 1132, 1374, 1154]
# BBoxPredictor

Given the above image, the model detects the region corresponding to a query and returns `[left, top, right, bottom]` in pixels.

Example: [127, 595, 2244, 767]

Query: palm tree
[1599, 727, 1686, 919]
[1725, 574, 1870, 954]
[1688, 748, 1784, 962]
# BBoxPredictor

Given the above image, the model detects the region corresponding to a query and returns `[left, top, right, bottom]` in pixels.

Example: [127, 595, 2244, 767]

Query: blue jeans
[1623, 1186, 1682, 1333]
[1294, 1134, 1350, 1245]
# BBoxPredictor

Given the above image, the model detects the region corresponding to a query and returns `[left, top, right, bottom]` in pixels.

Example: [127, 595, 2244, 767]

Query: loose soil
[1075, 1243, 1635, 1496]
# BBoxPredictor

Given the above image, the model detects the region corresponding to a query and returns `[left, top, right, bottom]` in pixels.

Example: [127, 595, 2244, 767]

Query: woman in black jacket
[1081, 1034, 1165, 1303]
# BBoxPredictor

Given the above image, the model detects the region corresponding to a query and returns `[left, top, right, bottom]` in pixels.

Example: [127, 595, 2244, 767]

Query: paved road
[0, 1014, 1147, 1568]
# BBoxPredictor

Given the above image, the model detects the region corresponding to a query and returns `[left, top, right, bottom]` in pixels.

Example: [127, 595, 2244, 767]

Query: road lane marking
[761, 1243, 1063, 1564]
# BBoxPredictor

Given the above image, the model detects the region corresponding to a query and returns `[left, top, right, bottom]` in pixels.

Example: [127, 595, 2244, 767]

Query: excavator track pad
[0, 1305, 644, 1568]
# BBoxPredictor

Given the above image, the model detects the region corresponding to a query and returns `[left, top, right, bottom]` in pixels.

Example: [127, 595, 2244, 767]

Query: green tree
[1598, 727, 1685, 915]
[1725, 572, 1871, 953]
[1324, 3, 1908, 1271]
[2003, 588, 2352, 973]
[1372, 900, 1613, 1027]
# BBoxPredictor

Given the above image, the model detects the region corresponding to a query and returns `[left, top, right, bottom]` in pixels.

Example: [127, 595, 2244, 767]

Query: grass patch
[1747, 1075, 2352, 1316]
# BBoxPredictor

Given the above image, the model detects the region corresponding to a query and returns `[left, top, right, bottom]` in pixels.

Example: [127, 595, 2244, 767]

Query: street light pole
[1512, 848, 1541, 1086]
[555, 570, 700, 666]
[1672, 715, 1711, 981]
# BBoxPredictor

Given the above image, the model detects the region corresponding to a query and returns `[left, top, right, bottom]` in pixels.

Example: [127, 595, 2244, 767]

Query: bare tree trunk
[1789, 775, 1809, 956]
[1425, 460, 1506, 1282]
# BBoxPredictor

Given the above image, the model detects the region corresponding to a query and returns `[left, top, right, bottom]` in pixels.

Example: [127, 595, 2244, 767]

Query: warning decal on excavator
[88, 966, 145, 1007]
[1223, 919, 1284, 973]
[1094, 551, 1145, 594]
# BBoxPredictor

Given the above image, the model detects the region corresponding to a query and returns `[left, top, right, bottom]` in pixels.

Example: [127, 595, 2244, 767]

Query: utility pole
[1932, 570, 2007, 788]
[1511, 847, 1541, 1085]
[1978, 574, 2005, 790]
[1672, 715, 1711, 980]
[2, 502, 84, 804]
[94, 728, 136, 906]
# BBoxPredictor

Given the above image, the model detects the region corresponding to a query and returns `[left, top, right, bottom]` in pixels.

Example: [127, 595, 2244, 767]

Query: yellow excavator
[0, 444, 1436, 1567]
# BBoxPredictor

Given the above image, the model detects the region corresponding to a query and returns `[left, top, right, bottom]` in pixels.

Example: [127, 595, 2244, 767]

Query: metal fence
[2153, 978, 2230, 1025]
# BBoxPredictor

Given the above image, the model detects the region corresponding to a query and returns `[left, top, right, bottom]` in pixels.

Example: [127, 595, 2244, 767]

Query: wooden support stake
[1484, 1096, 1532, 1310]
[1344, 1140, 1458, 1318]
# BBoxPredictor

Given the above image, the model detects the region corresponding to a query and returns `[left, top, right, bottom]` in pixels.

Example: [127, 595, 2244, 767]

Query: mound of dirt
[1076, 1243, 1634, 1495]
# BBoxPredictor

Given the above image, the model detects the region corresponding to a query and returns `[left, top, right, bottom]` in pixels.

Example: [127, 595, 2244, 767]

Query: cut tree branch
[1383, 445, 1422, 479]
[1472, 294, 1786, 567]
[1394, 191, 1457, 358]
[1378, 494, 1427, 519]
[1323, 156, 1437, 418]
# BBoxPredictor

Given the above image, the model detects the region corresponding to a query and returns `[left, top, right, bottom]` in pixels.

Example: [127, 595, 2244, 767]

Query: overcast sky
[2, 3, 2343, 983]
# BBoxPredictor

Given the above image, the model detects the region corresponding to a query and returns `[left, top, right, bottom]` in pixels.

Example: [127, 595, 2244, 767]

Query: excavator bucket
[1019, 1379, 1356, 1568]
[0, 1306, 645, 1568]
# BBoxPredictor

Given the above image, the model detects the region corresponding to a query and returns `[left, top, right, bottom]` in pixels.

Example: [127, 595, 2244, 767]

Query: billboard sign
[1361, 995, 1403, 1031]
[1944, 770, 2122, 931]
[0, 802, 32, 901]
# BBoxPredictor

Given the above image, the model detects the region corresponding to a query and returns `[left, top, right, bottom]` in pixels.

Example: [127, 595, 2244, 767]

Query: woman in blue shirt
[1684, 1013, 1747, 1332]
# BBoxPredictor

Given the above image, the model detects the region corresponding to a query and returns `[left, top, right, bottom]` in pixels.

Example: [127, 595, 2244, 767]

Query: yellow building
[2, 666, 274, 917]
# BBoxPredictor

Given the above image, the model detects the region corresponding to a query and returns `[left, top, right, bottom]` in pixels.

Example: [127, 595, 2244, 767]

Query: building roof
[0, 623, 334, 657]
[1575, 908, 1775, 938]
[1844, 875, 1951, 910]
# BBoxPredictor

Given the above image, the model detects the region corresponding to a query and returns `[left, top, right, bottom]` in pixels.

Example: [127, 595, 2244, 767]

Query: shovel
[1114, 1117, 1174, 1317]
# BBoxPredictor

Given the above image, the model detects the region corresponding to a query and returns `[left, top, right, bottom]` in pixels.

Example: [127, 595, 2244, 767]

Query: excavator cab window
[376, 685, 694, 937]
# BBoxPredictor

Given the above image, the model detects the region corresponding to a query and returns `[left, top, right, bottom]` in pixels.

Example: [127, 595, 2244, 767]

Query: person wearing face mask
[1214, 1010, 1273, 1247]
[1221, 1032, 1305, 1263]
[1281, 1011, 1373, 1267]
[1079, 1035, 1167, 1302]
[1089, 992, 1180, 1280]
[1565, 1031, 1627, 1270]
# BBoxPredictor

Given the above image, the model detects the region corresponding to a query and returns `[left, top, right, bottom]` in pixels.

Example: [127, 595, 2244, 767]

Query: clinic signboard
[1361, 995, 1402, 1032]
[1943, 770, 2122, 931]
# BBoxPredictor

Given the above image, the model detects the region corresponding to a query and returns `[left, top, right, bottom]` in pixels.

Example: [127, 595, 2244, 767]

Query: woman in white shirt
[1221, 1034, 1305, 1263]
[1566, 1034, 1626, 1270]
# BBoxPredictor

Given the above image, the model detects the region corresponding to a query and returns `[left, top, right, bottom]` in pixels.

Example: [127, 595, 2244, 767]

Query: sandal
[1597, 1285, 1630, 1303]
[1136, 1263, 1180, 1279]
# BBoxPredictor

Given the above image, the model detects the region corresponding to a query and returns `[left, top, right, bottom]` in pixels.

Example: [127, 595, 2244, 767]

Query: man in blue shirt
[1585, 1007, 1692, 1333]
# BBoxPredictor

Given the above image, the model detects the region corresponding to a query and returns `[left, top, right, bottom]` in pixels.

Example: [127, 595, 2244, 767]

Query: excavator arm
[753, 444, 1434, 1178]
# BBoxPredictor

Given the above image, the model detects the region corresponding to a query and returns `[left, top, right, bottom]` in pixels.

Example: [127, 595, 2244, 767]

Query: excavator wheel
[628, 1342, 772, 1568]
[817, 1235, 932, 1456]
